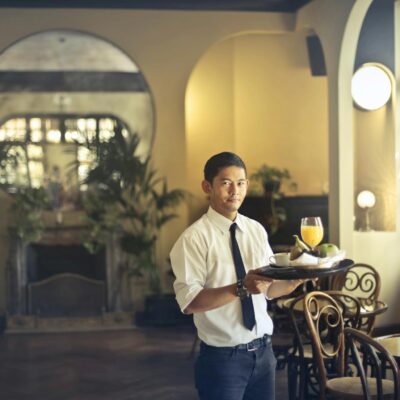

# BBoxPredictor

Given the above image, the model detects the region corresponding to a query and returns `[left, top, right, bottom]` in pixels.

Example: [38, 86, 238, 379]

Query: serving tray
[256, 259, 354, 280]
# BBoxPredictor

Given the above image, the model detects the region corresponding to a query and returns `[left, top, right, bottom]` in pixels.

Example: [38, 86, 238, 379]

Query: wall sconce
[357, 190, 376, 231]
[352, 64, 392, 111]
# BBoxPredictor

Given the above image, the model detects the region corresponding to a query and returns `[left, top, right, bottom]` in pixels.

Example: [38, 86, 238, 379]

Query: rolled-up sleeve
[170, 232, 207, 312]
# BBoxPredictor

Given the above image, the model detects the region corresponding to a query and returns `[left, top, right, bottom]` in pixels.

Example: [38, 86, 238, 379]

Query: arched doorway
[185, 31, 329, 243]
[0, 29, 155, 329]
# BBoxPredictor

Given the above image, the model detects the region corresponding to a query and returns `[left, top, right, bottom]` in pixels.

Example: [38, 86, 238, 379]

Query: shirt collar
[206, 206, 247, 234]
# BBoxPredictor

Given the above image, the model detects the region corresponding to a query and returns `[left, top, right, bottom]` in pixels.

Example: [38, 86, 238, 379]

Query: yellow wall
[186, 31, 329, 215]
[185, 37, 236, 221]
[234, 33, 328, 194]
[354, 102, 396, 232]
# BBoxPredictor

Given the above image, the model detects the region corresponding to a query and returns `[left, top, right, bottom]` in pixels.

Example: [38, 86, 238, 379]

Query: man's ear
[201, 180, 211, 194]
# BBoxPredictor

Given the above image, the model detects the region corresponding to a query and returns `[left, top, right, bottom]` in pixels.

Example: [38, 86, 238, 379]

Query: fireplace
[27, 244, 106, 283]
[6, 225, 126, 321]
[26, 244, 106, 317]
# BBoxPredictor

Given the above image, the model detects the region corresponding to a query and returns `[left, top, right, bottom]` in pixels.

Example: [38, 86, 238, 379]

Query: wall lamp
[352, 64, 392, 111]
[357, 190, 376, 231]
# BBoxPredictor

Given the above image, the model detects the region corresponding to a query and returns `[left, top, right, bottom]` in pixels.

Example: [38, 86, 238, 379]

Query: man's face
[202, 165, 248, 220]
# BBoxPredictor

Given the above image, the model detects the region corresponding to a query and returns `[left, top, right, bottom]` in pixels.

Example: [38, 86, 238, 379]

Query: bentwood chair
[344, 327, 400, 400]
[331, 263, 384, 335]
[287, 291, 361, 400]
[303, 291, 399, 400]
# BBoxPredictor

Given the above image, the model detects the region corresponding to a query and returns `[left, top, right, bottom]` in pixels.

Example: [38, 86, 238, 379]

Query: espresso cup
[269, 252, 290, 267]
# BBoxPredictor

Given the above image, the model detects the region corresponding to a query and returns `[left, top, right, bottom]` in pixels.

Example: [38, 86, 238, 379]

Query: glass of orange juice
[300, 217, 324, 249]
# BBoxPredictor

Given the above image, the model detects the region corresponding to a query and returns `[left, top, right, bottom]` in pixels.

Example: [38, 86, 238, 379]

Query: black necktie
[230, 223, 256, 330]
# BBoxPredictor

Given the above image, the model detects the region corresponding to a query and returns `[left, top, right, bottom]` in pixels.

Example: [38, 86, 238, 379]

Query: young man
[170, 152, 304, 400]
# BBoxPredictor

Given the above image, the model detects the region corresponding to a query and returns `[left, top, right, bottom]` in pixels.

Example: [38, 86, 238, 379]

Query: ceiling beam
[0, 0, 310, 13]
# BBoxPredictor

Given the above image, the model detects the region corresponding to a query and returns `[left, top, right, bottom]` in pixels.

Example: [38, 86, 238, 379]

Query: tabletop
[358, 298, 388, 317]
[376, 334, 400, 360]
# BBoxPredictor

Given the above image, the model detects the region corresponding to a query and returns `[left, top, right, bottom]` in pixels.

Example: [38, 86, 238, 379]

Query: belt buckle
[246, 341, 257, 352]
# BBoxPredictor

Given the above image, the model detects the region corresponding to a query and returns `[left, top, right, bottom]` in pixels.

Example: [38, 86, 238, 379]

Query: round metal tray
[256, 259, 354, 280]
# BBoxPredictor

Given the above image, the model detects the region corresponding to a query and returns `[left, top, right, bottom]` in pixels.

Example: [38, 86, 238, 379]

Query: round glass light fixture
[351, 64, 392, 111]
[356, 190, 376, 231]
[357, 190, 376, 209]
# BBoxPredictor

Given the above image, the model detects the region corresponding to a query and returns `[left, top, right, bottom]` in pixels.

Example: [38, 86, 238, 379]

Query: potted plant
[80, 124, 188, 325]
[250, 164, 293, 195]
[250, 164, 296, 236]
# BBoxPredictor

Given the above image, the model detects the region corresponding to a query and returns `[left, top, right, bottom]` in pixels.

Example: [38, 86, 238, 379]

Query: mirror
[0, 29, 155, 210]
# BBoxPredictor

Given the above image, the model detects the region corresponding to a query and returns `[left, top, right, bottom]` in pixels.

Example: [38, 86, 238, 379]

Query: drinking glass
[300, 217, 324, 250]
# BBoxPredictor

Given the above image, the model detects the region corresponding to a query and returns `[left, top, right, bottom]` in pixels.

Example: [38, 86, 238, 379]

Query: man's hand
[243, 269, 273, 295]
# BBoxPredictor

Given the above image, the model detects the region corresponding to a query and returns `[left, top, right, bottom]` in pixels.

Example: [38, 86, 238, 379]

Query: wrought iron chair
[302, 291, 394, 400]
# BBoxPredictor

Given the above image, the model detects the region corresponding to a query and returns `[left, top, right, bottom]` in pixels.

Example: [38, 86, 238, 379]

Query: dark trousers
[195, 336, 277, 400]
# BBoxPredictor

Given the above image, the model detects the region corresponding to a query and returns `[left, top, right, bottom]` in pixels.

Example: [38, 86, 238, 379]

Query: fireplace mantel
[33, 225, 89, 246]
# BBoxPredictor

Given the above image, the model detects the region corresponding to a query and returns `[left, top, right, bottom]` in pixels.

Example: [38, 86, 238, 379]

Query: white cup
[269, 252, 290, 267]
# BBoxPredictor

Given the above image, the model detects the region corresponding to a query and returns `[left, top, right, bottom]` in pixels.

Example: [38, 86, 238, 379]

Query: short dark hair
[204, 152, 247, 183]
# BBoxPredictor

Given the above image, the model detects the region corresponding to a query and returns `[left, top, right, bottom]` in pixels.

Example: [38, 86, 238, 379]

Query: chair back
[331, 263, 381, 300]
[289, 291, 360, 355]
[326, 290, 361, 329]
[331, 263, 381, 334]
[344, 327, 400, 400]
[303, 291, 345, 399]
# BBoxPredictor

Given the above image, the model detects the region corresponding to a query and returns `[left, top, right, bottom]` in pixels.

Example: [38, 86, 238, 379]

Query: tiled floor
[0, 326, 289, 400]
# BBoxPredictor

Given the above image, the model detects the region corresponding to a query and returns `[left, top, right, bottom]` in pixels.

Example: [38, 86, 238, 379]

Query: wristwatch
[236, 279, 250, 299]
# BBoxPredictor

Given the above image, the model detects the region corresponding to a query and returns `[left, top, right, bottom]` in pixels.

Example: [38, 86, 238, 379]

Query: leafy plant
[250, 164, 293, 194]
[80, 124, 187, 294]
[250, 164, 296, 236]
[10, 187, 51, 242]
[0, 142, 51, 242]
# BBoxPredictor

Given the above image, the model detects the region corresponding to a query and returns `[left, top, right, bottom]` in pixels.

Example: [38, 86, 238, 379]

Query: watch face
[236, 286, 248, 299]
[236, 279, 249, 299]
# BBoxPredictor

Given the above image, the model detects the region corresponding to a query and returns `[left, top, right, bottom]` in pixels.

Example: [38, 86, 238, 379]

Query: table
[376, 334, 400, 363]
[356, 298, 388, 334]
[358, 298, 388, 318]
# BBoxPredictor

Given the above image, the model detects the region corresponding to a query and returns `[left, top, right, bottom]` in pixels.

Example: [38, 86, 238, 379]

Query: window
[0, 114, 127, 193]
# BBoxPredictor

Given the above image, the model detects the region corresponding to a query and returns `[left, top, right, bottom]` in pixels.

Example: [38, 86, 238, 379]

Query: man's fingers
[245, 273, 273, 283]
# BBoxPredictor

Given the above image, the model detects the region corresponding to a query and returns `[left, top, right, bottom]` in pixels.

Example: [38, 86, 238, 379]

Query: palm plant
[81, 124, 186, 294]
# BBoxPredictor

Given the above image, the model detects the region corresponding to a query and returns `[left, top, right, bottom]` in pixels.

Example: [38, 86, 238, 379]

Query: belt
[202, 334, 271, 352]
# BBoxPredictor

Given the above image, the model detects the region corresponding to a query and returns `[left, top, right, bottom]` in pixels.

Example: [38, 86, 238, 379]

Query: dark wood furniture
[286, 291, 361, 400]
[345, 327, 400, 400]
[303, 291, 397, 400]
[331, 263, 386, 335]
[240, 195, 329, 248]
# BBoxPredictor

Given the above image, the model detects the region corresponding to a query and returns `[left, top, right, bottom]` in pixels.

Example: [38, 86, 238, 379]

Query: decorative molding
[0, 71, 148, 92]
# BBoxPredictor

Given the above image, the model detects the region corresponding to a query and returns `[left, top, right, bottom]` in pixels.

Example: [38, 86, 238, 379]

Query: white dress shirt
[170, 206, 274, 347]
